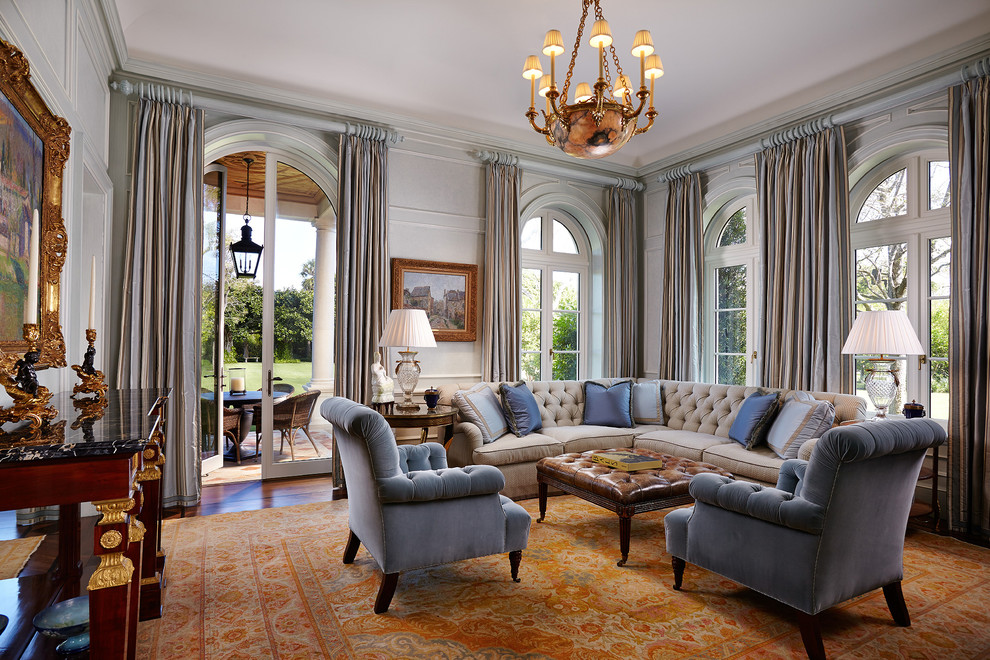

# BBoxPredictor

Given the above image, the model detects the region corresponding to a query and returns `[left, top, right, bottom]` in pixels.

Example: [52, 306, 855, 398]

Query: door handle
[919, 355, 927, 370]
[751, 350, 758, 363]
[267, 370, 274, 396]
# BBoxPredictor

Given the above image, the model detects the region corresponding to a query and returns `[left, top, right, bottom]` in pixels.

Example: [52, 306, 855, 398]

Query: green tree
[274, 287, 314, 361]
[300, 259, 316, 292]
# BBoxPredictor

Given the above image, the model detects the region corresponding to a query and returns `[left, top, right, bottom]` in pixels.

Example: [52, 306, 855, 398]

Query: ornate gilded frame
[0, 39, 70, 368]
[391, 258, 478, 342]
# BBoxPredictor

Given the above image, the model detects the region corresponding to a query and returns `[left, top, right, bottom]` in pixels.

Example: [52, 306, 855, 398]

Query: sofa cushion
[583, 380, 633, 428]
[729, 390, 781, 449]
[632, 380, 664, 424]
[541, 425, 637, 453]
[633, 429, 730, 462]
[499, 382, 543, 436]
[451, 383, 508, 444]
[472, 432, 561, 467]
[766, 397, 836, 459]
[701, 443, 783, 484]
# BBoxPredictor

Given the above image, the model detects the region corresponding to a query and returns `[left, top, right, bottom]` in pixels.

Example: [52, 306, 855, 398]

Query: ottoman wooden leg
[537, 481, 548, 523]
[617, 512, 633, 566]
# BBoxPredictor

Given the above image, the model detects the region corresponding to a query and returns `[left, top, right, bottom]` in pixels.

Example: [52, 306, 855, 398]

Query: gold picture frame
[391, 258, 478, 342]
[0, 38, 70, 368]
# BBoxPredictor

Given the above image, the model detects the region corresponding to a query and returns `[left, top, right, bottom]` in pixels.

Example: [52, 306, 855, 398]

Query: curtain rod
[472, 150, 645, 191]
[110, 77, 402, 144]
[110, 79, 193, 106]
[656, 53, 990, 183]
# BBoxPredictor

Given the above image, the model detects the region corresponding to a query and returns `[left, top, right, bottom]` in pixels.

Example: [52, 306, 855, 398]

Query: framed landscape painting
[0, 38, 70, 368]
[391, 258, 478, 342]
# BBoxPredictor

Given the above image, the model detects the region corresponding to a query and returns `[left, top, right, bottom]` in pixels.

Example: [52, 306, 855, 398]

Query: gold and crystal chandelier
[523, 0, 664, 159]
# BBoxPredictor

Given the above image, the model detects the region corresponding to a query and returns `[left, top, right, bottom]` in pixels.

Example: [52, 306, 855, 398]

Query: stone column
[307, 211, 336, 426]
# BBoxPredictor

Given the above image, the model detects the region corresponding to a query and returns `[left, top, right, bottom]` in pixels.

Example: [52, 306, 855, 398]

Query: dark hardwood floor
[1, 474, 335, 579]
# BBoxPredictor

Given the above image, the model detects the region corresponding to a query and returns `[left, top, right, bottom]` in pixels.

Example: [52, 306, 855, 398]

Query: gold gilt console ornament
[71, 328, 108, 398]
[0, 324, 58, 430]
[522, 0, 663, 159]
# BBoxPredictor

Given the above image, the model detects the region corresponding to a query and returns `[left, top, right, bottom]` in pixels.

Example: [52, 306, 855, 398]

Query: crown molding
[115, 57, 640, 181]
[637, 36, 990, 180]
[92, 0, 127, 69]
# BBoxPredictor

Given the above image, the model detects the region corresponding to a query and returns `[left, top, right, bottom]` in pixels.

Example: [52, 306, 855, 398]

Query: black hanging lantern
[229, 157, 263, 278]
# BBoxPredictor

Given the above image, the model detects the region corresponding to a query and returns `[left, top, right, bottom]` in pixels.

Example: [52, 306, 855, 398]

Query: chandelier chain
[561, 0, 592, 104]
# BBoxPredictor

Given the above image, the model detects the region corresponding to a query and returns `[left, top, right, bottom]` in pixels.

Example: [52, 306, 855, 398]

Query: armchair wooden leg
[671, 556, 685, 590]
[374, 572, 399, 614]
[796, 611, 826, 660]
[509, 550, 522, 583]
[883, 581, 911, 626]
[342, 530, 360, 564]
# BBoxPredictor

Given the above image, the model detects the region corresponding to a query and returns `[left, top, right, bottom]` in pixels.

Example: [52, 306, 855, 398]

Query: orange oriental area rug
[137, 497, 990, 659]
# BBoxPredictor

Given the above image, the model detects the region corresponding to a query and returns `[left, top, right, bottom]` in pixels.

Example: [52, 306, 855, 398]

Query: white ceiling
[112, 0, 990, 169]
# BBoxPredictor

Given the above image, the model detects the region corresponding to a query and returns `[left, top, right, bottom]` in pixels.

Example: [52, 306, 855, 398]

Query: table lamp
[841, 310, 925, 419]
[379, 309, 437, 410]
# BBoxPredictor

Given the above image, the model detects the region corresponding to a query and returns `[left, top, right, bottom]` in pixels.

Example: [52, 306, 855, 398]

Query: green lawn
[202, 361, 314, 395]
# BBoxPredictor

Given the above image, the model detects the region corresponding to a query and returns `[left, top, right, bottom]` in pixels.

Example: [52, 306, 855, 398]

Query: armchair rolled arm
[776, 459, 808, 495]
[689, 473, 825, 534]
[378, 464, 506, 503]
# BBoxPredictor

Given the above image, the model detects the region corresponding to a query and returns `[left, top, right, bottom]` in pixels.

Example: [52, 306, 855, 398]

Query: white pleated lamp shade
[841, 310, 925, 355]
[379, 308, 437, 349]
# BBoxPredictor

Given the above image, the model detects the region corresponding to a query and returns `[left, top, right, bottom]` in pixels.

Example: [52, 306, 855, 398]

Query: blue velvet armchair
[320, 396, 531, 613]
[664, 419, 946, 659]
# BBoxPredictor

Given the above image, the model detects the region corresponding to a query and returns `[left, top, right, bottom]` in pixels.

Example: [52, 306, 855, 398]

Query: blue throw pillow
[729, 390, 781, 449]
[499, 382, 543, 436]
[583, 380, 634, 428]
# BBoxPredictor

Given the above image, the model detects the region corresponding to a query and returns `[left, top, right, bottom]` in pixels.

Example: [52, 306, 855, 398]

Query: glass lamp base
[394, 350, 421, 410]
[865, 358, 898, 420]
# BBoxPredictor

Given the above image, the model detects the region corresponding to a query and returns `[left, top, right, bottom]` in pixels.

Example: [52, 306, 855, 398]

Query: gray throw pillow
[631, 380, 664, 424]
[451, 384, 508, 444]
[766, 396, 836, 459]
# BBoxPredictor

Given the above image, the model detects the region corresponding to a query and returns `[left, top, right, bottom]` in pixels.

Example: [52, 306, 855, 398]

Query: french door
[257, 153, 329, 479]
[201, 164, 228, 476]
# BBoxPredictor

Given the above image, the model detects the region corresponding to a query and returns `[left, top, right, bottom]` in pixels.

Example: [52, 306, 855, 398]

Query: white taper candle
[89, 255, 96, 329]
[26, 209, 39, 324]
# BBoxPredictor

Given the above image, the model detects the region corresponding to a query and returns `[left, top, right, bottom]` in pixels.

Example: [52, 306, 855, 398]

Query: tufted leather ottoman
[536, 449, 732, 566]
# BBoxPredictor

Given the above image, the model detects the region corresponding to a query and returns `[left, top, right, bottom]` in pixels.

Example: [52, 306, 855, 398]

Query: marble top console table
[0, 388, 170, 659]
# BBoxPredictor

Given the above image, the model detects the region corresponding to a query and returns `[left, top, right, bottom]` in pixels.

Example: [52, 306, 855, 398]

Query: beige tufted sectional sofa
[437, 379, 867, 500]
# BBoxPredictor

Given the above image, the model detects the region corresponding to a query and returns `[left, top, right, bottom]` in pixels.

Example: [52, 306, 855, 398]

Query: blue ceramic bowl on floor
[32, 595, 89, 638]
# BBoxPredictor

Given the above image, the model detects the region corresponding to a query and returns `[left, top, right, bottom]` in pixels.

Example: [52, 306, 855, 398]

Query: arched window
[850, 149, 950, 418]
[704, 196, 759, 385]
[520, 209, 590, 380]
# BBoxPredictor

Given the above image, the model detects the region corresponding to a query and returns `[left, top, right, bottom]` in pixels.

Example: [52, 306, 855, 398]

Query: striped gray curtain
[333, 132, 390, 488]
[117, 97, 204, 508]
[658, 173, 703, 381]
[948, 68, 990, 543]
[334, 133, 390, 405]
[482, 157, 521, 382]
[756, 126, 851, 392]
[605, 185, 638, 376]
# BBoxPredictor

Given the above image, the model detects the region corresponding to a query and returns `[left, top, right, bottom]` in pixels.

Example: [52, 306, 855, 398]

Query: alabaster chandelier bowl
[522, 0, 663, 159]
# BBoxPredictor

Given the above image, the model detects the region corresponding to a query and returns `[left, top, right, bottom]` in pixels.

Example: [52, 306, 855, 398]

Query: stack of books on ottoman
[591, 450, 665, 471]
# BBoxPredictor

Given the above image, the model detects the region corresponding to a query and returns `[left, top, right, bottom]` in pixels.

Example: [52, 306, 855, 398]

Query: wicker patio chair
[253, 389, 322, 460]
[222, 406, 244, 463]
